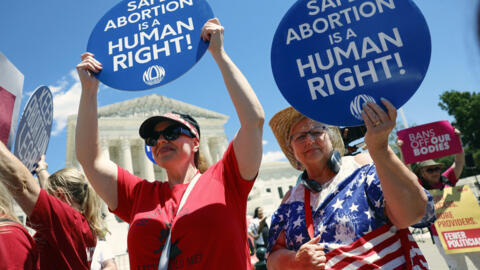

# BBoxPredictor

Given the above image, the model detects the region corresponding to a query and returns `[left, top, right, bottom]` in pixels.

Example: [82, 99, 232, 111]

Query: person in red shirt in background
[0, 181, 39, 269]
[400, 128, 480, 269]
[0, 141, 106, 270]
[415, 127, 465, 190]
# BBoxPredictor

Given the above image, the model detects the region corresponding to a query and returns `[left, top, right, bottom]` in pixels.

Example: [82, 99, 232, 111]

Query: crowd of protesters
[2, 5, 480, 269]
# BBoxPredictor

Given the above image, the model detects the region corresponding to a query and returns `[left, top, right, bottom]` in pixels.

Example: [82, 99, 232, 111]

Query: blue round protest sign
[144, 144, 156, 164]
[87, 0, 214, 91]
[14, 86, 53, 173]
[271, 0, 431, 126]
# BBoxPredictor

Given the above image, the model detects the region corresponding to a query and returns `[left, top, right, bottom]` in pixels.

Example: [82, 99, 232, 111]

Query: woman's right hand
[201, 18, 225, 58]
[293, 236, 326, 270]
[34, 155, 48, 174]
[396, 139, 404, 147]
[76, 52, 102, 91]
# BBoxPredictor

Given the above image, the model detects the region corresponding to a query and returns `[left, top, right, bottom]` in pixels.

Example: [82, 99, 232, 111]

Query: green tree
[439, 90, 480, 176]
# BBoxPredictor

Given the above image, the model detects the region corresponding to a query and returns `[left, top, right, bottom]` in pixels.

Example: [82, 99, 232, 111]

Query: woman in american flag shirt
[267, 99, 435, 270]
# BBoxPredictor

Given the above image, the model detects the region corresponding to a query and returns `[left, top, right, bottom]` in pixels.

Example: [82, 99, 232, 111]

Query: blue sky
[1, 0, 479, 174]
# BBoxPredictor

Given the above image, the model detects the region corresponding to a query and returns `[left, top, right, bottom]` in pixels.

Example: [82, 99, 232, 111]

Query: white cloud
[262, 151, 287, 163]
[262, 140, 268, 145]
[25, 90, 35, 97]
[69, 69, 79, 81]
[49, 77, 69, 94]
[50, 70, 82, 135]
[24, 78, 68, 98]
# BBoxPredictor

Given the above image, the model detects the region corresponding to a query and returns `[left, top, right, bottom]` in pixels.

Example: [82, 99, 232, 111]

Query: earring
[296, 160, 303, 170]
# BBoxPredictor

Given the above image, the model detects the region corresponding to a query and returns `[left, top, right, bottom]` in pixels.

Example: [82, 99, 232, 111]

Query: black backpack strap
[427, 226, 435, 244]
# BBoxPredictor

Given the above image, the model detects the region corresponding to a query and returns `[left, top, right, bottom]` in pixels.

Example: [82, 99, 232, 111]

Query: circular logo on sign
[350, 94, 376, 120]
[271, 0, 431, 126]
[14, 86, 53, 172]
[87, 0, 214, 91]
[143, 65, 166, 86]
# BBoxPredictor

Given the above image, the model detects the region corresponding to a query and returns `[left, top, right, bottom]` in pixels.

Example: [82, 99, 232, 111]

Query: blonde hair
[46, 168, 107, 238]
[0, 182, 20, 223]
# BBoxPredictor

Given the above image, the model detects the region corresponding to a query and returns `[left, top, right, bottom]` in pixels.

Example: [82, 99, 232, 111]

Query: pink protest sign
[0, 52, 24, 150]
[0, 87, 16, 145]
[397, 121, 462, 164]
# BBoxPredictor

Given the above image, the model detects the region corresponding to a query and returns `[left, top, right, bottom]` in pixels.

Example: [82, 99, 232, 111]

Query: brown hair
[196, 150, 210, 173]
[46, 168, 107, 238]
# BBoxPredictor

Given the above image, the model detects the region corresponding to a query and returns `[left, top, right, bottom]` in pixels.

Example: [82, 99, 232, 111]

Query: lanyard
[304, 188, 315, 239]
[158, 171, 201, 270]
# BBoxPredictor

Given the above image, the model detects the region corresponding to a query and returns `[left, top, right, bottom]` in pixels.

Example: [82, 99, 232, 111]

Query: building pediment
[96, 94, 228, 121]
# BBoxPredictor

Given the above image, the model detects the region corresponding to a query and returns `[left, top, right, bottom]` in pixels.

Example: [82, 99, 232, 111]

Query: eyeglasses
[425, 167, 442, 173]
[290, 126, 328, 145]
[145, 125, 194, 146]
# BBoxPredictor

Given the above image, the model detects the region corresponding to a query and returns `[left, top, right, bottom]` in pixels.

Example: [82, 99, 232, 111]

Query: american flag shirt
[267, 156, 436, 269]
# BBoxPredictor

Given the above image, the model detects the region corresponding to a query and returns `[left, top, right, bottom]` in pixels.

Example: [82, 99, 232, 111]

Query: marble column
[119, 138, 134, 174]
[100, 138, 110, 160]
[218, 135, 228, 155]
[208, 137, 220, 163]
[139, 140, 155, 182]
[209, 136, 228, 163]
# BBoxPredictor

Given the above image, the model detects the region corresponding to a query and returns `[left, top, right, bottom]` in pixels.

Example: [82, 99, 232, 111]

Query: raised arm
[0, 141, 40, 216]
[75, 53, 118, 210]
[34, 154, 50, 188]
[201, 18, 265, 180]
[451, 129, 465, 179]
[362, 99, 428, 229]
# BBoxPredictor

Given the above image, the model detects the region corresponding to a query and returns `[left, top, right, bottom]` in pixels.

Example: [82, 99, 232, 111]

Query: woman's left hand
[361, 98, 397, 154]
[201, 18, 224, 56]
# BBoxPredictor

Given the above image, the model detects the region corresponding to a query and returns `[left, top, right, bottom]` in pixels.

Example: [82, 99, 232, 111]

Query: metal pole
[398, 108, 409, 128]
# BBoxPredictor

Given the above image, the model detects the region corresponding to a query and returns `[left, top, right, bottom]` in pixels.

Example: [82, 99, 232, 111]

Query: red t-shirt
[0, 218, 39, 269]
[112, 142, 255, 269]
[28, 189, 96, 269]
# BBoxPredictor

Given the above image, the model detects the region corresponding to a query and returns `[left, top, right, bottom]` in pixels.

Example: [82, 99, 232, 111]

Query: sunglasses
[145, 125, 194, 146]
[425, 167, 442, 173]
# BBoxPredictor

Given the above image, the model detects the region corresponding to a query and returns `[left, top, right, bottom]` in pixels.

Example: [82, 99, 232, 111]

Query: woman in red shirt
[0, 142, 106, 270]
[75, 18, 264, 269]
[0, 181, 39, 269]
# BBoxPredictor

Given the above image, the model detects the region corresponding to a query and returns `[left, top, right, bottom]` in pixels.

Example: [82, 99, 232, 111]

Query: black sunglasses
[425, 167, 442, 173]
[145, 125, 194, 146]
